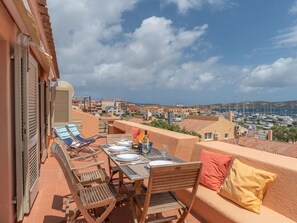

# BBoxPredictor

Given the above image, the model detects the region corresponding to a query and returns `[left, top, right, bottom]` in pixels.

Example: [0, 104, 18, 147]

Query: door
[15, 48, 40, 221]
[25, 54, 40, 210]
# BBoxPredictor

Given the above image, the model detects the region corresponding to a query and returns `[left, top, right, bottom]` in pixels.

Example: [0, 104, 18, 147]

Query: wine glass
[161, 144, 168, 160]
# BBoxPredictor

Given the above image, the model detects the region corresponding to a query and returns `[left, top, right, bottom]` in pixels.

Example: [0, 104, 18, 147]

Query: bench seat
[177, 186, 295, 223]
[178, 141, 297, 223]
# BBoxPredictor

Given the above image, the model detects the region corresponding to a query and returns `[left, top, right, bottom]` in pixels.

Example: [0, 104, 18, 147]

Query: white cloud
[289, 0, 297, 14]
[47, 0, 224, 97]
[273, 25, 297, 48]
[157, 57, 224, 90]
[238, 57, 297, 93]
[164, 0, 232, 14]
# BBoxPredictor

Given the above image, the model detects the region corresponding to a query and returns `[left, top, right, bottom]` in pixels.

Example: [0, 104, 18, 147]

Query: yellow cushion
[218, 159, 277, 214]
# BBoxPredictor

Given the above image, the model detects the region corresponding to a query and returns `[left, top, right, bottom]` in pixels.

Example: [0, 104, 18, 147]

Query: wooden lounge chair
[51, 142, 119, 223]
[106, 134, 132, 183]
[52, 141, 109, 185]
[131, 162, 203, 223]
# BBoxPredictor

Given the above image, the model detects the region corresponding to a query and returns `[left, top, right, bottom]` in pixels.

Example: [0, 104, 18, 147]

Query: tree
[271, 126, 297, 143]
[144, 120, 202, 139]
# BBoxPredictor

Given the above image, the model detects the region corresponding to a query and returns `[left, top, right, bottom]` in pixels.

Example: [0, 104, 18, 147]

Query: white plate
[149, 160, 173, 166]
[116, 154, 139, 161]
[109, 145, 128, 152]
[117, 141, 133, 146]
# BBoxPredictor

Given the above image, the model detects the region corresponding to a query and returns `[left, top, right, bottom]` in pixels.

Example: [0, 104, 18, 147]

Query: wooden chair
[106, 133, 132, 183]
[51, 142, 119, 223]
[131, 162, 203, 223]
[53, 141, 109, 185]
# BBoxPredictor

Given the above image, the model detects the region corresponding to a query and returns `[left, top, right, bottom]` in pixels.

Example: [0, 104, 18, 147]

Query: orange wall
[72, 109, 99, 137]
[0, 2, 19, 222]
[112, 120, 199, 161]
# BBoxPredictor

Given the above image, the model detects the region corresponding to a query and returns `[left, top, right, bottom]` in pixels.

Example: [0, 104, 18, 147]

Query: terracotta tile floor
[22, 139, 203, 223]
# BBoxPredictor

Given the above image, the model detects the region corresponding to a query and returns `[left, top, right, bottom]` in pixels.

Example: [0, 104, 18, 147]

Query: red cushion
[199, 150, 232, 191]
[131, 127, 140, 139]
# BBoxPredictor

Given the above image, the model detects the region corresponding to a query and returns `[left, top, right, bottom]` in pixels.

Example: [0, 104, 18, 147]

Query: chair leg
[130, 198, 139, 223]
[68, 207, 80, 223]
[95, 200, 116, 223]
[177, 208, 189, 223]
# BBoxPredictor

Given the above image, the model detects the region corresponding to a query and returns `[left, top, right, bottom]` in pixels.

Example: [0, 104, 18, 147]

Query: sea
[213, 107, 297, 117]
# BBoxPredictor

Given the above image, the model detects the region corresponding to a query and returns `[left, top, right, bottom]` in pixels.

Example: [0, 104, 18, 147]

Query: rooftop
[178, 119, 216, 132]
[225, 137, 297, 159]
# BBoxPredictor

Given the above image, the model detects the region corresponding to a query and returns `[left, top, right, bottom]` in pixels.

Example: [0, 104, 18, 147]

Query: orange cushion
[136, 130, 150, 143]
[199, 150, 232, 191]
[219, 159, 277, 214]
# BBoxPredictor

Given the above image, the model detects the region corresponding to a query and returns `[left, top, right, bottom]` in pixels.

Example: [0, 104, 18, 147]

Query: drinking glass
[161, 144, 168, 160]
[142, 145, 149, 158]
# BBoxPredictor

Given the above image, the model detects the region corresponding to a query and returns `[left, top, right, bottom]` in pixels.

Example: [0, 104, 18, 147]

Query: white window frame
[204, 132, 213, 140]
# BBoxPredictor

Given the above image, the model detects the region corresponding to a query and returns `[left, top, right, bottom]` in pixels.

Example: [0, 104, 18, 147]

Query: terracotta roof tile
[178, 119, 216, 132]
[224, 137, 297, 159]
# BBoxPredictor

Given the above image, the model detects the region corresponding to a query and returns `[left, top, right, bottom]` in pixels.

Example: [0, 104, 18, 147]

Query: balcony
[22, 110, 297, 223]
[22, 137, 202, 223]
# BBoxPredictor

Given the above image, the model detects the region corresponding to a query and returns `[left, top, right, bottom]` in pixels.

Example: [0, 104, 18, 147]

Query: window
[225, 133, 228, 139]
[204, 132, 213, 140]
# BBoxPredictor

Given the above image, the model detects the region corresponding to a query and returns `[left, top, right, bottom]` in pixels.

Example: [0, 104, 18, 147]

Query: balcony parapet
[112, 120, 199, 161]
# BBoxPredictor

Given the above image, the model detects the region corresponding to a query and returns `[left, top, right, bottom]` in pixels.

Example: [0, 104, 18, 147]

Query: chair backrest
[144, 161, 202, 217]
[67, 124, 80, 136]
[54, 126, 74, 146]
[106, 133, 132, 144]
[148, 162, 202, 194]
[51, 142, 81, 192]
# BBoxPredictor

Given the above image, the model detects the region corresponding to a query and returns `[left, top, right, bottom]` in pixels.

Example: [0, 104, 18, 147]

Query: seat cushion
[198, 149, 232, 191]
[218, 159, 277, 214]
[177, 186, 295, 223]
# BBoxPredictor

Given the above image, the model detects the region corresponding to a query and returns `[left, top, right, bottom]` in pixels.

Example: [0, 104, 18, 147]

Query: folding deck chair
[66, 124, 99, 144]
[54, 126, 95, 155]
[51, 141, 109, 185]
[130, 162, 203, 223]
[51, 142, 119, 223]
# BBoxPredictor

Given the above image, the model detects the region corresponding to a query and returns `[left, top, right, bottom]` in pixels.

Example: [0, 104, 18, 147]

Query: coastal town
[2, 1, 297, 223]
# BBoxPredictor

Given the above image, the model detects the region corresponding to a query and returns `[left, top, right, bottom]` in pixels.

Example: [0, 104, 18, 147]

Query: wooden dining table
[99, 144, 184, 195]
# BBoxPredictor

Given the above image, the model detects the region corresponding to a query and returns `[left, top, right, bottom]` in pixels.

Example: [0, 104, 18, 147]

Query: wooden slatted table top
[99, 144, 184, 181]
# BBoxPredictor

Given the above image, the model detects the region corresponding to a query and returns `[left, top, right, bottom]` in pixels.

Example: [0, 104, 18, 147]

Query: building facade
[0, 0, 59, 222]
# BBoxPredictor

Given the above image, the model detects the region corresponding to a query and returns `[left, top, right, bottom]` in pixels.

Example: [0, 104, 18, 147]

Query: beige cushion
[218, 159, 277, 213]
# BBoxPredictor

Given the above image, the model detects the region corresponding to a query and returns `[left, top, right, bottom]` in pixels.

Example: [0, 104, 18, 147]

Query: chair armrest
[70, 161, 104, 171]
[71, 151, 101, 160]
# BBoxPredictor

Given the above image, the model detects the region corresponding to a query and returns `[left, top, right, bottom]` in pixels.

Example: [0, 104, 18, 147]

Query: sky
[47, 0, 297, 106]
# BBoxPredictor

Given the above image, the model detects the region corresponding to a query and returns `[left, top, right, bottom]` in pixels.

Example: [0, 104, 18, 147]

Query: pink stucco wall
[72, 109, 99, 137]
[0, 2, 19, 222]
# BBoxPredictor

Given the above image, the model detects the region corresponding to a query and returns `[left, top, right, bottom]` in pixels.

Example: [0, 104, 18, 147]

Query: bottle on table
[141, 130, 149, 156]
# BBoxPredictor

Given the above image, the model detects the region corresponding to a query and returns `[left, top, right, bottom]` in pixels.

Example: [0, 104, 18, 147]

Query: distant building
[101, 98, 127, 115]
[178, 113, 247, 141]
